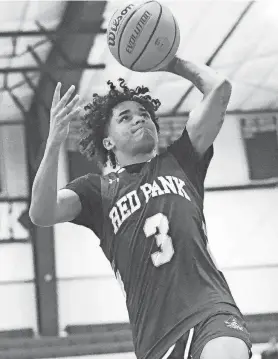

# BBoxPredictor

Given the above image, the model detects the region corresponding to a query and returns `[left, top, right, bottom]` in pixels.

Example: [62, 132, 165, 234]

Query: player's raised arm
[29, 83, 82, 227]
[165, 57, 232, 156]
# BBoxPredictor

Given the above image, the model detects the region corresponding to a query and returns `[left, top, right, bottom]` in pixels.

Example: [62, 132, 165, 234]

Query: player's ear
[103, 136, 115, 151]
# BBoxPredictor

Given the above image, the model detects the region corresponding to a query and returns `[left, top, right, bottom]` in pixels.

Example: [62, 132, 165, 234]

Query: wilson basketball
[107, 1, 180, 72]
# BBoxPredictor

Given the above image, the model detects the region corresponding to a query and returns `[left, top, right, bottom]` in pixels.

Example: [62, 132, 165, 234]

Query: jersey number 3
[143, 213, 174, 267]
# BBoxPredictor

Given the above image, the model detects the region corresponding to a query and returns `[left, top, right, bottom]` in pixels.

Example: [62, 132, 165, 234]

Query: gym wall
[55, 113, 278, 332]
[0, 114, 277, 335]
[0, 123, 37, 333]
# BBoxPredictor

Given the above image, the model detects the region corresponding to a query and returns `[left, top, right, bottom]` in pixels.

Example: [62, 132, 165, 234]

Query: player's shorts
[161, 312, 252, 359]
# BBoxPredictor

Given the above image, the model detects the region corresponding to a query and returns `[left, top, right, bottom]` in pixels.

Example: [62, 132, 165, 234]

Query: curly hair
[78, 78, 161, 169]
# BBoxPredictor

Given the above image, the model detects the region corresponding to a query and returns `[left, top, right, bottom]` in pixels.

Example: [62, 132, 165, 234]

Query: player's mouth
[131, 125, 145, 134]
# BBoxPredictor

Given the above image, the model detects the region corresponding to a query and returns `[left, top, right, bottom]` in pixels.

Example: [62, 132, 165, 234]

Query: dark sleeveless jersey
[65, 128, 242, 359]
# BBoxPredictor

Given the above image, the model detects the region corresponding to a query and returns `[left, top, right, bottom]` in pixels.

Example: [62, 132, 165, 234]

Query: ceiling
[0, 1, 67, 121]
[1, 0, 278, 123]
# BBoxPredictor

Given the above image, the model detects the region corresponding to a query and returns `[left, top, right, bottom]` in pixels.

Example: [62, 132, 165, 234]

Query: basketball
[107, 1, 180, 72]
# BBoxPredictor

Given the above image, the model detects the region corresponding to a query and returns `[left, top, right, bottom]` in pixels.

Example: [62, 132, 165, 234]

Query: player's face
[104, 100, 158, 157]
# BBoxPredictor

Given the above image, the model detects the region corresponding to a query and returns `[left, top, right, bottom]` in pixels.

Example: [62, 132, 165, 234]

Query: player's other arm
[167, 57, 232, 156]
[29, 141, 82, 227]
[29, 83, 82, 227]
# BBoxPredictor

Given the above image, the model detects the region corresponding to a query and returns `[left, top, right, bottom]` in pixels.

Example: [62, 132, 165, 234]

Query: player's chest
[107, 164, 201, 236]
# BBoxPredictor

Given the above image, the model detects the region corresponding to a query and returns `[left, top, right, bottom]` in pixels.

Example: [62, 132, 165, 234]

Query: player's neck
[117, 151, 156, 168]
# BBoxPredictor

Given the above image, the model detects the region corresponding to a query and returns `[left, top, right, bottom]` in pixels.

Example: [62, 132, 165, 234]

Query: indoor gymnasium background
[0, 1, 278, 358]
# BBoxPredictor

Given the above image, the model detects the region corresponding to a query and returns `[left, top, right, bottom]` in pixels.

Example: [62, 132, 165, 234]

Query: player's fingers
[54, 85, 76, 113]
[57, 94, 80, 118]
[51, 82, 61, 109]
[64, 106, 82, 122]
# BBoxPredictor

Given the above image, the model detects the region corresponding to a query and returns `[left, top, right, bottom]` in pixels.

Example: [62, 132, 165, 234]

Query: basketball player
[29, 56, 252, 359]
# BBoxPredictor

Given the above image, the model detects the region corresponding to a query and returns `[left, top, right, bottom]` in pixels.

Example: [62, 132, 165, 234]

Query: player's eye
[119, 115, 128, 122]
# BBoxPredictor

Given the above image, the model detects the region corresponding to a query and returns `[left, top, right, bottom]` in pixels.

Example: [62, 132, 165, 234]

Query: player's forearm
[29, 141, 61, 226]
[168, 57, 231, 97]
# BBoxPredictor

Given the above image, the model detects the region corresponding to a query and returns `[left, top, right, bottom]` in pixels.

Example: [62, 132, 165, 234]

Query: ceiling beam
[0, 27, 106, 37]
[0, 63, 105, 73]
[159, 108, 278, 118]
[171, 1, 255, 115]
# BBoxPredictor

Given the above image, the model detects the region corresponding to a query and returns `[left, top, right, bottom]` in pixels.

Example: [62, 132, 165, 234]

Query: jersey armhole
[166, 151, 204, 209]
[64, 174, 103, 236]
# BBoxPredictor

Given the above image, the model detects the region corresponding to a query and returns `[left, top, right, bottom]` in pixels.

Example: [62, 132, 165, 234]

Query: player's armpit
[34, 189, 82, 227]
[54, 189, 82, 225]
[186, 80, 232, 157]
[34, 189, 81, 227]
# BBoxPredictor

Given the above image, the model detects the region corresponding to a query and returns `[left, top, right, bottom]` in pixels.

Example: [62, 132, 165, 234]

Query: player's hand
[48, 83, 81, 146]
[151, 55, 179, 73]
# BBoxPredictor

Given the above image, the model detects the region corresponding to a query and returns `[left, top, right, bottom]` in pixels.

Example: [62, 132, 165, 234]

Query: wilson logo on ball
[107, 1, 180, 72]
[108, 4, 135, 47]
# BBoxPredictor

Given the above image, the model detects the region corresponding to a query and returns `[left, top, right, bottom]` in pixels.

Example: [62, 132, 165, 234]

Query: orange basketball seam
[118, 1, 154, 66]
[131, 1, 163, 71]
[144, 10, 179, 72]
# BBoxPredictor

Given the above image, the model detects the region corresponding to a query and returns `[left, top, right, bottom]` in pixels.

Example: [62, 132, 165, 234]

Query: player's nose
[134, 116, 145, 125]
[131, 116, 146, 134]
